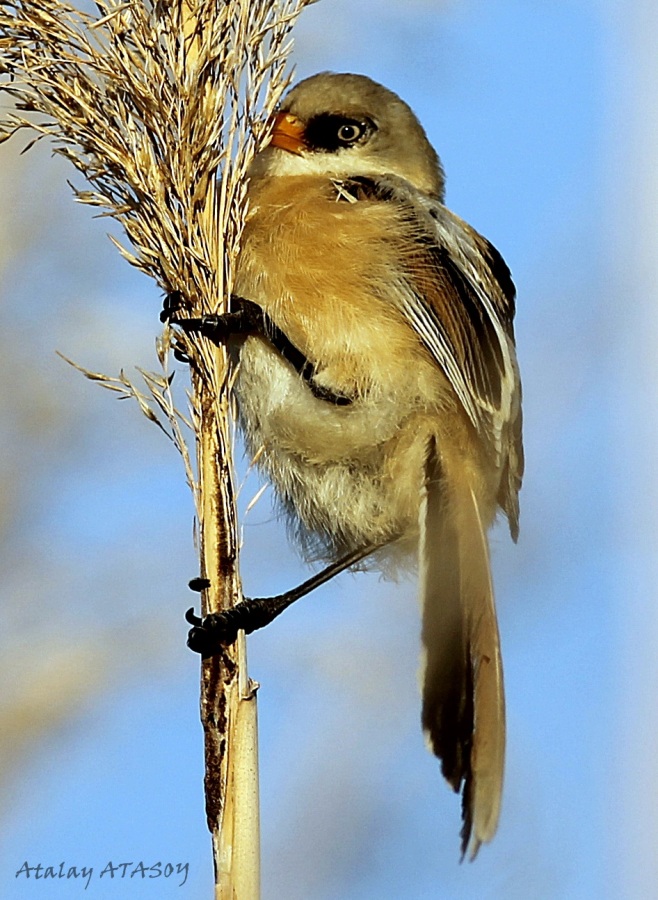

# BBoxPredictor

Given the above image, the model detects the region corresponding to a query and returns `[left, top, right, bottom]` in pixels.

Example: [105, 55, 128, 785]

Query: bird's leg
[163, 292, 353, 405]
[162, 291, 305, 362]
[169, 296, 271, 344]
[186, 544, 378, 658]
[163, 289, 366, 658]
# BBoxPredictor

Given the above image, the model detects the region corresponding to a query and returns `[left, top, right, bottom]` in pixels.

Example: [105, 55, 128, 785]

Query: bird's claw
[169, 314, 231, 343]
[160, 289, 190, 323]
[185, 606, 241, 657]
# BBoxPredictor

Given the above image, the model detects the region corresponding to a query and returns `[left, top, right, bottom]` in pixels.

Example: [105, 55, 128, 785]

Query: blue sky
[1, 1, 651, 898]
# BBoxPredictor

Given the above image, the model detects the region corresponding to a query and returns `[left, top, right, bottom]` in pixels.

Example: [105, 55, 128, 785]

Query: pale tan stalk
[0, 1, 315, 895]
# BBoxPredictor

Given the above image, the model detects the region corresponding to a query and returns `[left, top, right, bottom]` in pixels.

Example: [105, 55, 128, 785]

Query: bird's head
[252, 72, 445, 200]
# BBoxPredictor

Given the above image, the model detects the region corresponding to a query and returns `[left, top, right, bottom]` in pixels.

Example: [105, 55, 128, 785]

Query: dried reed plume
[0, 0, 315, 895]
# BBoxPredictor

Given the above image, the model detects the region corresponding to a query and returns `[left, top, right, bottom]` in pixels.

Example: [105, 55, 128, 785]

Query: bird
[174, 72, 523, 859]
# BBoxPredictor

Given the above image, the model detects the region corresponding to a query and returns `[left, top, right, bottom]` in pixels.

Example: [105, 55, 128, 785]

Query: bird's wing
[337, 176, 523, 537]
[402, 199, 523, 537]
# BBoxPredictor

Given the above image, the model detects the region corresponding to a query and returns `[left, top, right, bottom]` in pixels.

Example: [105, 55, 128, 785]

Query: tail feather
[419, 437, 505, 860]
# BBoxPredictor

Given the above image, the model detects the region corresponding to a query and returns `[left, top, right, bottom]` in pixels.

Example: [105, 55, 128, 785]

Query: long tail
[419, 436, 505, 860]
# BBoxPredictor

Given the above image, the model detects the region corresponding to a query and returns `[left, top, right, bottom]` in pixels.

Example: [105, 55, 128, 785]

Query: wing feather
[337, 176, 523, 532]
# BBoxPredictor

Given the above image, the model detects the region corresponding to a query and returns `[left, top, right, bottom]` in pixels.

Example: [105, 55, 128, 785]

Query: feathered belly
[234, 336, 435, 558]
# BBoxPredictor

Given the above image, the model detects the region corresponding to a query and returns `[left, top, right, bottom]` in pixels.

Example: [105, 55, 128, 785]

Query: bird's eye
[337, 122, 364, 144]
[304, 114, 375, 152]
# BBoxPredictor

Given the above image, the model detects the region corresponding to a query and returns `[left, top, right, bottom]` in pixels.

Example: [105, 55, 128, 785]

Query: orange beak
[268, 112, 307, 154]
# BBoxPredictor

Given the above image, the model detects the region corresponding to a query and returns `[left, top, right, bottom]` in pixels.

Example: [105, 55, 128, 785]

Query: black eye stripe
[303, 113, 375, 152]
